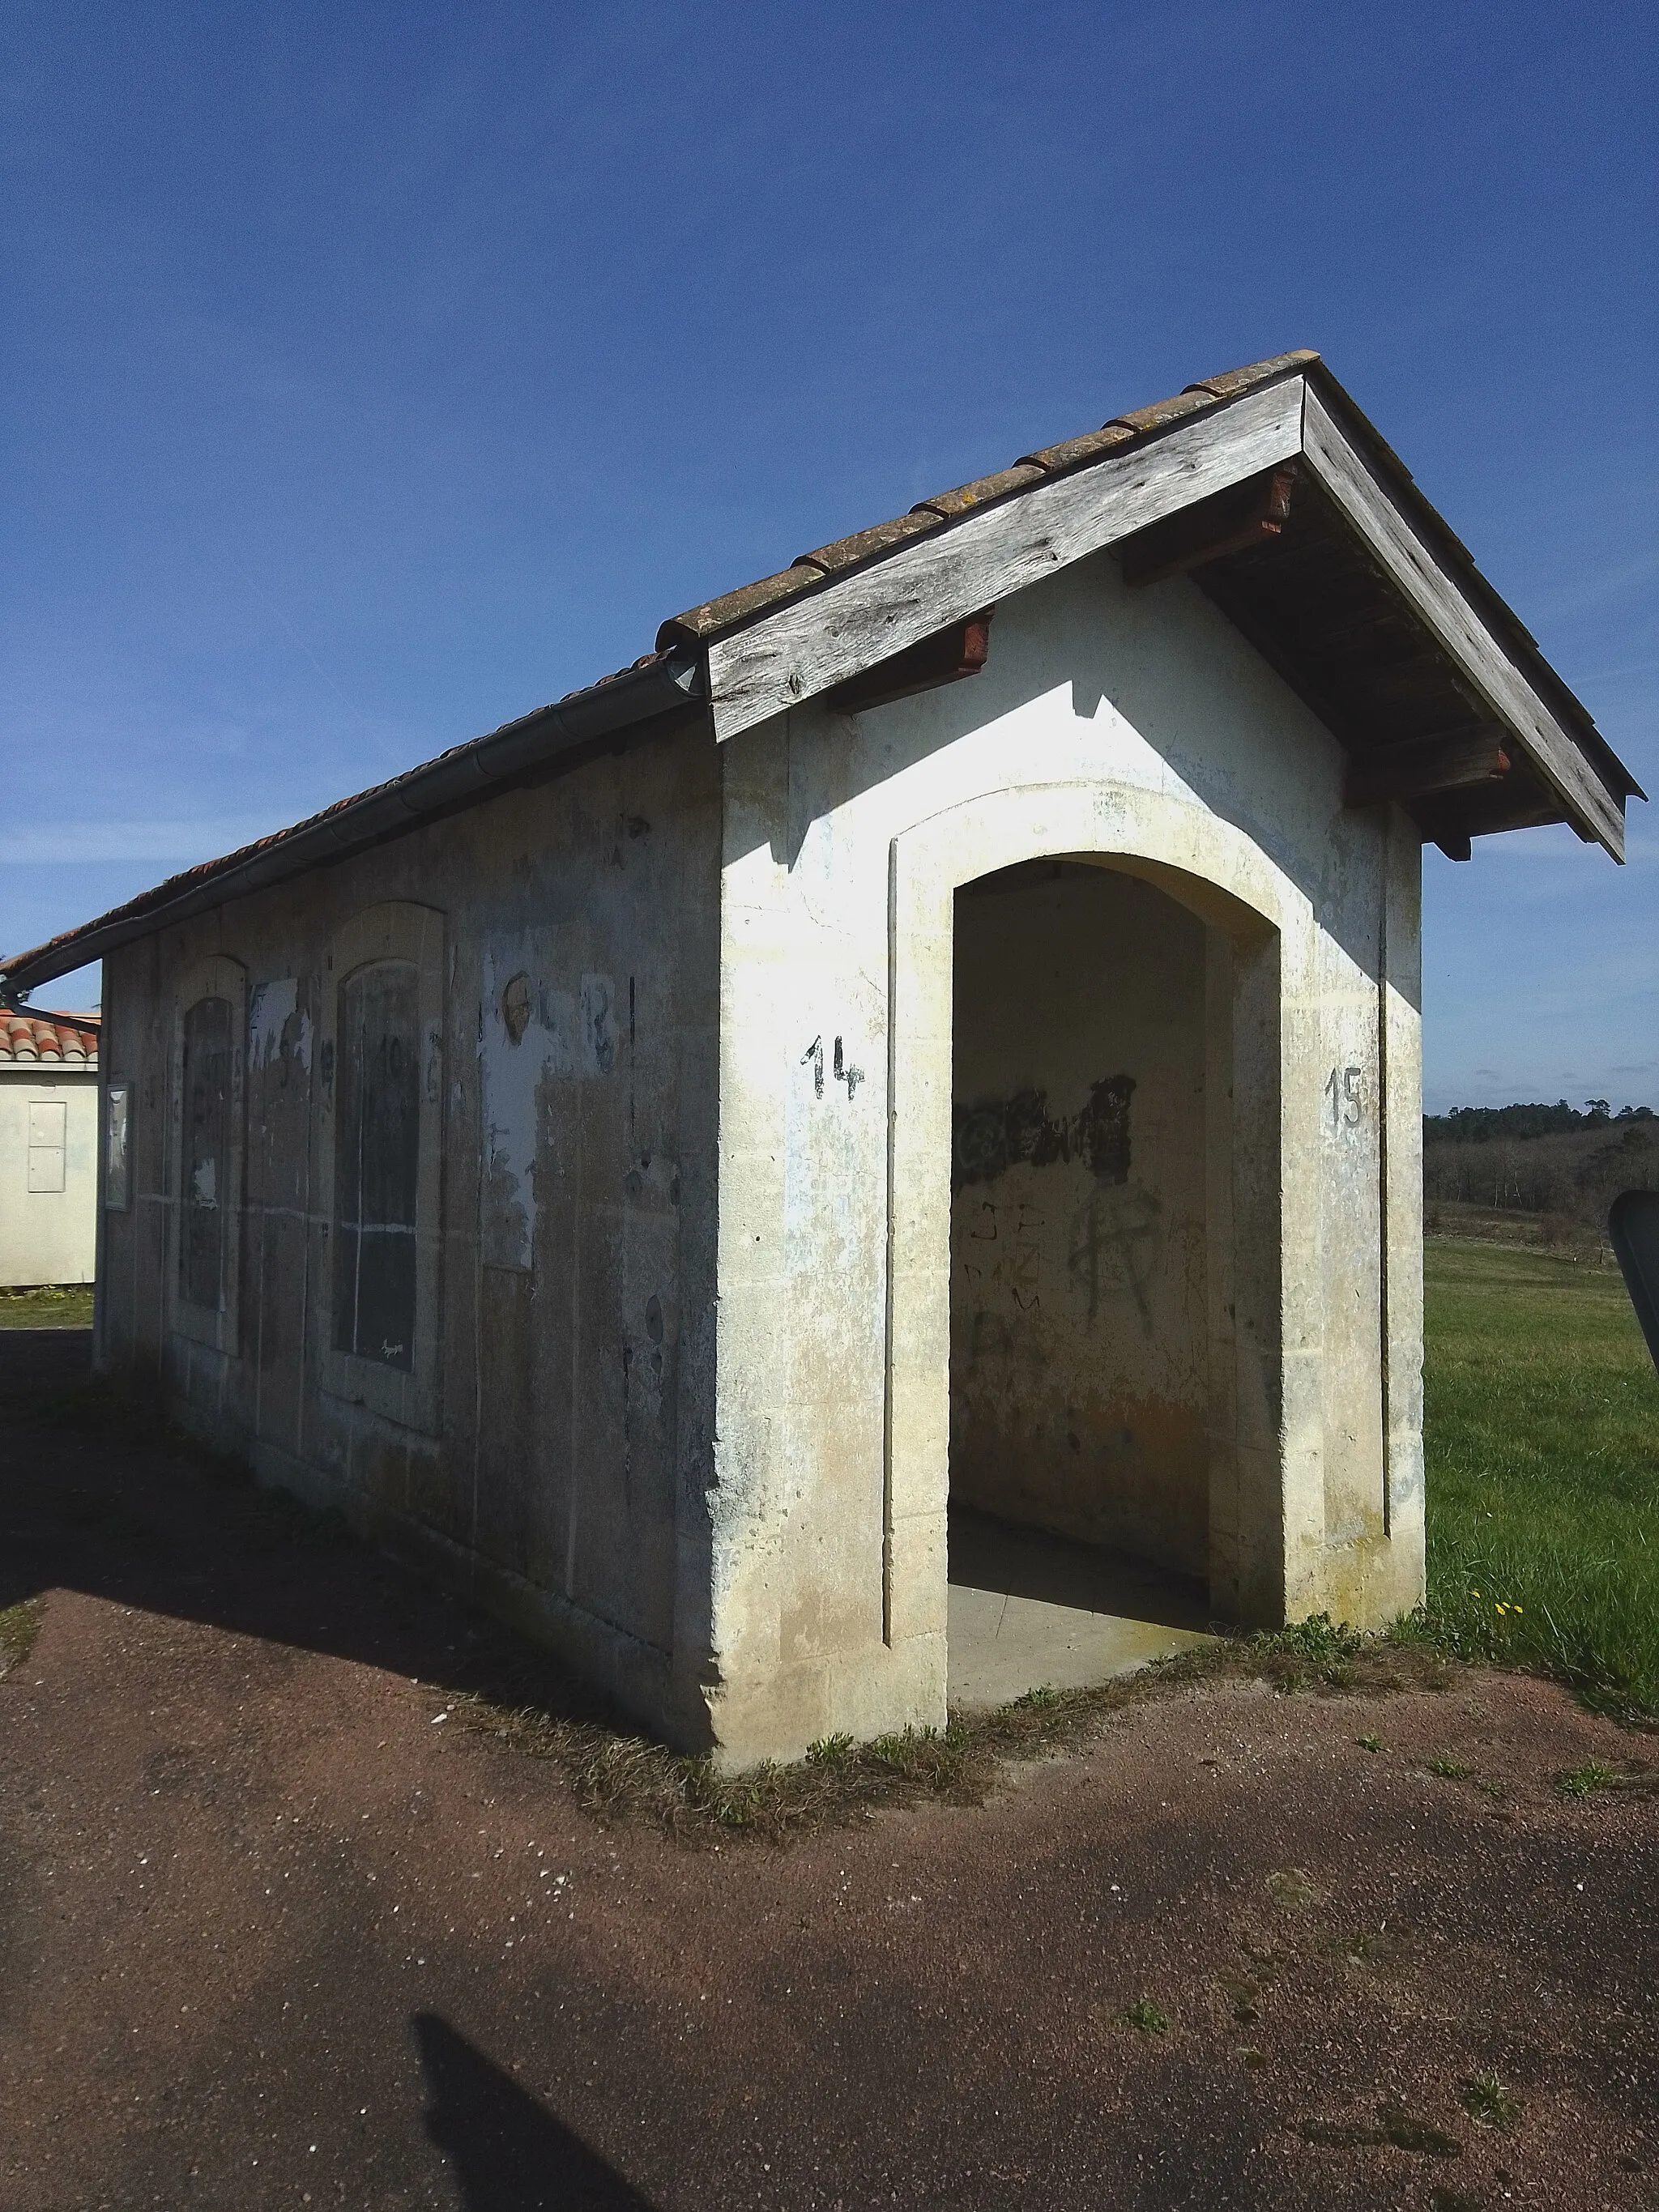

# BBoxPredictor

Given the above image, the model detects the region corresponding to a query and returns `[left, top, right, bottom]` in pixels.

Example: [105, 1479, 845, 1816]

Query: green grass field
[0, 1285, 95, 1328]
[1422, 1238, 1659, 1717]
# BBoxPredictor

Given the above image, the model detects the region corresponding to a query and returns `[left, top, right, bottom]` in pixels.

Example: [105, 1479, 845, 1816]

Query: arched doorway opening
[945, 858, 1223, 1704]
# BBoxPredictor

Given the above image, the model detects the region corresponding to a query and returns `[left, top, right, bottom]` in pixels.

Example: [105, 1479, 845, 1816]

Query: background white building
[0, 1009, 100, 1288]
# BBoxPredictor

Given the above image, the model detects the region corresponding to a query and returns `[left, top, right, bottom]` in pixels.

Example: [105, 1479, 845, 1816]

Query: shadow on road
[416, 2014, 656, 2211]
[0, 1329, 622, 1731]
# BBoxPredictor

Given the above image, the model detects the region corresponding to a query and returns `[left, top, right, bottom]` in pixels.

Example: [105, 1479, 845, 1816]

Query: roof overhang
[1, 653, 704, 996]
[3, 353, 1637, 998]
[669, 361, 1638, 862]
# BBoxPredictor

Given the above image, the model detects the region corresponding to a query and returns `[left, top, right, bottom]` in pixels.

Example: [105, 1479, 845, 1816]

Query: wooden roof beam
[1119, 464, 1298, 589]
[1346, 729, 1511, 808]
[825, 610, 995, 716]
[1301, 385, 1627, 857]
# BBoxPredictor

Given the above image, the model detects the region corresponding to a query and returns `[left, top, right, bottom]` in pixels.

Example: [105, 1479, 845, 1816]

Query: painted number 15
[1325, 1065, 1363, 1129]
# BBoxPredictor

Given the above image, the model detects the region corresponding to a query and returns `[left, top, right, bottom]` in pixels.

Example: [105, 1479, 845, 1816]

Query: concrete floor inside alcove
[945, 1505, 1218, 1709]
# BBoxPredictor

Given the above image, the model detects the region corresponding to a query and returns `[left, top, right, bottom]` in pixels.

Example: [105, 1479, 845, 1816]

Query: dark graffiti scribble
[951, 1075, 1134, 1192]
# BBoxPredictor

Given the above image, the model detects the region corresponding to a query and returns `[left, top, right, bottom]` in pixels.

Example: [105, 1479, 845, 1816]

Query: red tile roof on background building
[1, 1011, 100, 1067]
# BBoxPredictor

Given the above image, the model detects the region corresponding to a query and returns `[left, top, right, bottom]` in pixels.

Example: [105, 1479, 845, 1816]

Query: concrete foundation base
[945, 1507, 1218, 1710]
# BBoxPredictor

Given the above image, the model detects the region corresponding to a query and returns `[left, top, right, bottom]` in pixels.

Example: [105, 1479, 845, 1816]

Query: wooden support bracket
[1345, 728, 1512, 808]
[825, 607, 995, 716]
[1120, 463, 1298, 588]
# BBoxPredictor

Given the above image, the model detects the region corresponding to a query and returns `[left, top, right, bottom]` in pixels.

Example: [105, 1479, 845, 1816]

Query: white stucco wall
[707, 545, 1423, 1762]
[98, 720, 724, 1749]
[90, 530, 1427, 1770]
[0, 1071, 99, 1286]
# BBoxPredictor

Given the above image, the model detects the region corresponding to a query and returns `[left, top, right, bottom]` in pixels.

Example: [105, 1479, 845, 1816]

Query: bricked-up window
[181, 995, 233, 1311]
[334, 961, 420, 1370]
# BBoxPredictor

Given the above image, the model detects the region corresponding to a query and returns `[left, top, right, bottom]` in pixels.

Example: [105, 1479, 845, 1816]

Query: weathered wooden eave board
[704, 377, 1305, 742]
[1299, 386, 1624, 859]
[706, 371, 1623, 861]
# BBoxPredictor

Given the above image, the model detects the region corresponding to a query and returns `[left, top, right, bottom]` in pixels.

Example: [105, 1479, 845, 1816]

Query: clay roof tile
[658, 566, 823, 650]
[1183, 349, 1320, 402]
[1107, 386, 1218, 437]
[0, 1010, 99, 1065]
[911, 462, 1047, 521]
[1017, 422, 1139, 476]
[792, 510, 945, 578]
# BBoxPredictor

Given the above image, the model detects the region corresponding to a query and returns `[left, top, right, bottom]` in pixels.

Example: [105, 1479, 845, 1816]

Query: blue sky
[2, 0, 1653, 1111]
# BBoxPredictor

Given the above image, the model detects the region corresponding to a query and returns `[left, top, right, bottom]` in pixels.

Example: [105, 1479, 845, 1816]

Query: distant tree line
[1424, 1101, 1657, 1144]
[1423, 1100, 1659, 1241]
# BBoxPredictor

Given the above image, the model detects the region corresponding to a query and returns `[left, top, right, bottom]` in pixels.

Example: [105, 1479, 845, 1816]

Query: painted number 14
[1325, 1065, 1364, 1129]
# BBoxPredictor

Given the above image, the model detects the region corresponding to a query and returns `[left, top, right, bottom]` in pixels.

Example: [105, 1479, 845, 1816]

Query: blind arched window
[169, 953, 245, 1353]
[334, 959, 420, 1370]
[181, 994, 234, 1312]
[316, 902, 443, 1432]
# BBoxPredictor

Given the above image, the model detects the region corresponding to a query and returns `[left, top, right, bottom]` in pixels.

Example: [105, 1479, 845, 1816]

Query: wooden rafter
[1345, 729, 1512, 808]
[826, 610, 995, 716]
[1119, 464, 1298, 589]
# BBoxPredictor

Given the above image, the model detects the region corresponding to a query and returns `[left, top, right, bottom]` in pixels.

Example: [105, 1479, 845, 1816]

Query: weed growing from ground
[1555, 1758, 1655, 1800]
[1459, 2071, 1521, 2130]
[1117, 1997, 1170, 2035]
[460, 1626, 1456, 1845]
[1427, 1754, 1472, 1780]
[1248, 1613, 1363, 1691]
[1333, 1928, 1404, 1969]
[1559, 1758, 1620, 1797]
[1215, 1971, 1259, 2023]
[1265, 1868, 1324, 1912]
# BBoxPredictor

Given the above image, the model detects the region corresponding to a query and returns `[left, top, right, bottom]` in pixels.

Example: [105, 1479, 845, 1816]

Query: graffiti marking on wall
[951, 1074, 1135, 1192]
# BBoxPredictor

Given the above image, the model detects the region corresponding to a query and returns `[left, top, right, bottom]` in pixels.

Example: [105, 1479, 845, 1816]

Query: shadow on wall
[416, 2013, 655, 2211]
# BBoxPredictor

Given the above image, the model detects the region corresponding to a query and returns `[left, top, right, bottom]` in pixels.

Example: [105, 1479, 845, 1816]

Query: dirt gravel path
[2, 1336, 1655, 2210]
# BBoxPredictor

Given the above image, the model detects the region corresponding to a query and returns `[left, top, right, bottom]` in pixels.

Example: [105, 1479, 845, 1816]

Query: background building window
[181, 995, 232, 1311]
[334, 960, 420, 1370]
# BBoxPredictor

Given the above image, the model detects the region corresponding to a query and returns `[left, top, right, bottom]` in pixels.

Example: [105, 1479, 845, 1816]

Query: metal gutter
[1, 652, 705, 998]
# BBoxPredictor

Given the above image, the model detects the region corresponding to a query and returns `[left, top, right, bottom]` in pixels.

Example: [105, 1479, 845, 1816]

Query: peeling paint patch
[480, 952, 552, 1272]
[249, 977, 311, 1072]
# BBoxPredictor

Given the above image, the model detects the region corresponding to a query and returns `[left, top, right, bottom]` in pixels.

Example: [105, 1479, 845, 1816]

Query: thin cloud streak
[0, 818, 288, 865]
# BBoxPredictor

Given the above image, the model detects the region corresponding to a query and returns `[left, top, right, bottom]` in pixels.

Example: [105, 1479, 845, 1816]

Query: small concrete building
[2, 353, 1638, 1763]
[0, 1009, 100, 1289]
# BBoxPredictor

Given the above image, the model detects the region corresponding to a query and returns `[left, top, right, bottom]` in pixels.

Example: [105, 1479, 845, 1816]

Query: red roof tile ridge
[0, 1008, 100, 1064]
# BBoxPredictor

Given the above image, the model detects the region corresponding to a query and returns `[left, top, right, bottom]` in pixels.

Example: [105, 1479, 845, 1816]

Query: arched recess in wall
[168, 952, 247, 1357]
[313, 901, 446, 1435]
[881, 778, 1308, 1655]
